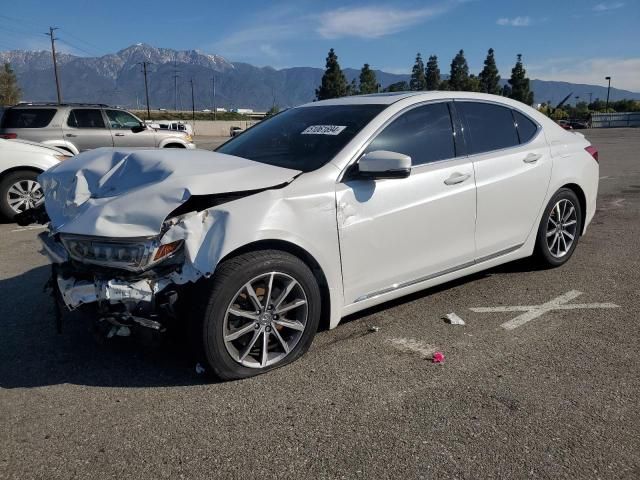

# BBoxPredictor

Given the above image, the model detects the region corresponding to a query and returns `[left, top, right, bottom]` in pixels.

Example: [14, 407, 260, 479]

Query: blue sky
[1, 0, 638, 91]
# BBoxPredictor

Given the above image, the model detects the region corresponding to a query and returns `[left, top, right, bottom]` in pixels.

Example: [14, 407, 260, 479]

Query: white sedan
[0, 138, 70, 220]
[33, 92, 598, 380]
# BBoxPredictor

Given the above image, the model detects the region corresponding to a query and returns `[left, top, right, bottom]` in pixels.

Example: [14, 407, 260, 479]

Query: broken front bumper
[40, 232, 181, 332]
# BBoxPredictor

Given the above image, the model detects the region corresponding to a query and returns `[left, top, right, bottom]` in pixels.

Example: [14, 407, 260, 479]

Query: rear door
[105, 109, 157, 148]
[63, 108, 113, 151]
[456, 101, 552, 260]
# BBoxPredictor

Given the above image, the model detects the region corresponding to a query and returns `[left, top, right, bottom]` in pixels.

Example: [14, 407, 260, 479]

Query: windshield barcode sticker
[301, 125, 347, 135]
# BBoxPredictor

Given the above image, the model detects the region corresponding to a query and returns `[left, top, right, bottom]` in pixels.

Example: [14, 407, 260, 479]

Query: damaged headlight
[59, 234, 183, 272]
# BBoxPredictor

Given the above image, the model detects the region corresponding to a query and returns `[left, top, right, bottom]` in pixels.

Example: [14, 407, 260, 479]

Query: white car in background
[30, 92, 598, 380]
[0, 139, 70, 220]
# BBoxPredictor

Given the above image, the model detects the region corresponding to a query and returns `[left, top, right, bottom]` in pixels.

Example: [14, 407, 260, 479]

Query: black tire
[0, 170, 43, 221]
[191, 250, 321, 381]
[534, 187, 583, 267]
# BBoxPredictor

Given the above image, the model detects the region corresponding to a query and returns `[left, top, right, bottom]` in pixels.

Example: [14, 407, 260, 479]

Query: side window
[513, 110, 538, 144]
[365, 102, 455, 166]
[106, 110, 142, 129]
[67, 109, 106, 129]
[458, 102, 519, 154]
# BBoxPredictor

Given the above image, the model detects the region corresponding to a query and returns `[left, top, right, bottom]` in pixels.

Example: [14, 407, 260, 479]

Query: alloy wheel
[546, 198, 578, 258]
[223, 272, 308, 369]
[7, 179, 44, 214]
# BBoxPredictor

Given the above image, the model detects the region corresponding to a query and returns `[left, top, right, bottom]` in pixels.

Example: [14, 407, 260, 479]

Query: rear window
[1, 108, 56, 128]
[457, 101, 519, 154]
[67, 109, 106, 129]
[513, 110, 539, 144]
[216, 104, 386, 172]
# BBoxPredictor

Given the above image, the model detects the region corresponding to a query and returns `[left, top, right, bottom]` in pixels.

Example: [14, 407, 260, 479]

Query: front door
[62, 108, 113, 151]
[105, 110, 157, 148]
[336, 102, 477, 305]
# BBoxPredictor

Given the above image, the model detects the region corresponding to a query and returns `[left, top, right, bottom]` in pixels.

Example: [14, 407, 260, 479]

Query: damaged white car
[24, 92, 599, 380]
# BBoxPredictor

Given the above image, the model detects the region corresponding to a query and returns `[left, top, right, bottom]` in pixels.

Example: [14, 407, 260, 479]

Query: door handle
[114, 133, 125, 136]
[444, 172, 471, 185]
[523, 153, 542, 163]
[65, 133, 77, 137]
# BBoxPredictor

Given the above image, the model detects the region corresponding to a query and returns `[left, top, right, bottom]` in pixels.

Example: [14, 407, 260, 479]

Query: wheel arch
[560, 183, 587, 235]
[217, 239, 332, 331]
[0, 166, 44, 182]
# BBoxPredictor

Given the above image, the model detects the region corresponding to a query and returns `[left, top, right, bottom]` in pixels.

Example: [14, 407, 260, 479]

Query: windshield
[216, 104, 386, 172]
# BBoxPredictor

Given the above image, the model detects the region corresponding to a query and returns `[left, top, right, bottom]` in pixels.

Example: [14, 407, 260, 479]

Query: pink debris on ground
[432, 352, 445, 364]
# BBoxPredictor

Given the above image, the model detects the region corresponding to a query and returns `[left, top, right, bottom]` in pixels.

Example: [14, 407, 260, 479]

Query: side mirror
[357, 150, 411, 179]
[131, 125, 147, 133]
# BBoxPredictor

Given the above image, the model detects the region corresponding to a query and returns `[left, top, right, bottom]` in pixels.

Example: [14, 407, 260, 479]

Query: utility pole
[212, 75, 216, 120]
[190, 78, 195, 123]
[45, 27, 62, 104]
[605, 76, 612, 112]
[172, 61, 180, 112]
[138, 61, 152, 120]
[588, 92, 593, 105]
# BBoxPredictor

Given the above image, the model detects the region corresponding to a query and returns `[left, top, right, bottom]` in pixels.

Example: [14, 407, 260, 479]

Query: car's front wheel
[192, 250, 321, 380]
[0, 170, 44, 221]
[534, 187, 583, 267]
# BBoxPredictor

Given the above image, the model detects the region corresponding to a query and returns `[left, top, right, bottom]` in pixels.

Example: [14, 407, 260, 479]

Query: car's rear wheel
[0, 170, 44, 221]
[534, 188, 582, 267]
[192, 250, 321, 380]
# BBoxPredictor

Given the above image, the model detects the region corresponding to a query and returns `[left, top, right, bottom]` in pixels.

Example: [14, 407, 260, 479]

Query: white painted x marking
[470, 290, 620, 330]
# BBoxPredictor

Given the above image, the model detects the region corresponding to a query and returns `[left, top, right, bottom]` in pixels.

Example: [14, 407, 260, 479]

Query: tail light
[0, 133, 17, 139]
[585, 146, 598, 163]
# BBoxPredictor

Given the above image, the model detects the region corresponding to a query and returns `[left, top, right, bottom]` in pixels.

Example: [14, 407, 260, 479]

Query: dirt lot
[1, 129, 639, 479]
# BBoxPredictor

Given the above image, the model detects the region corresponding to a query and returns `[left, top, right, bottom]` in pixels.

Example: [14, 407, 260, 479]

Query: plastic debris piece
[368, 325, 380, 333]
[195, 363, 206, 375]
[116, 326, 131, 337]
[432, 352, 445, 363]
[443, 312, 465, 325]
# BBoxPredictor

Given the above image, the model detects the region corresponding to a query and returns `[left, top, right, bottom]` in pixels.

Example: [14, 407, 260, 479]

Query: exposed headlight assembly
[60, 234, 183, 272]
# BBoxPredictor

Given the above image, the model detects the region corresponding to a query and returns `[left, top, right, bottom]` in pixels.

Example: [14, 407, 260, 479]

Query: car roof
[299, 91, 535, 110]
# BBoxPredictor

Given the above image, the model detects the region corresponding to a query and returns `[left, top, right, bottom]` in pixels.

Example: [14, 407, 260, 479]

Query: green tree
[409, 53, 427, 91]
[266, 105, 280, 117]
[467, 74, 481, 92]
[315, 48, 349, 100]
[348, 78, 358, 95]
[0, 63, 21, 105]
[508, 54, 534, 105]
[425, 55, 440, 90]
[448, 50, 470, 91]
[502, 84, 512, 97]
[384, 81, 409, 92]
[478, 48, 501, 95]
[358, 63, 379, 94]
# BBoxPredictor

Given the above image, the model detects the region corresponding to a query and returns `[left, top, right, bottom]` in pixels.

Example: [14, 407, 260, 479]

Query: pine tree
[0, 63, 21, 105]
[348, 78, 358, 96]
[425, 55, 440, 90]
[466, 74, 481, 92]
[358, 63, 379, 94]
[479, 48, 501, 95]
[409, 53, 427, 91]
[508, 54, 534, 105]
[448, 50, 470, 91]
[315, 48, 349, 100]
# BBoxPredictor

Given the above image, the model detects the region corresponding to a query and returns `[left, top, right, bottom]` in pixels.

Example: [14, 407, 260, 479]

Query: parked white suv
[0, 138, 70, 220]
[0, 103, 196, 154]
[30, 92, 598, 380]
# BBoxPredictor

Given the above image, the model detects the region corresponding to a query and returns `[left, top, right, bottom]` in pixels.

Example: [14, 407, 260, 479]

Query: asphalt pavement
[1, 128, 638, 479]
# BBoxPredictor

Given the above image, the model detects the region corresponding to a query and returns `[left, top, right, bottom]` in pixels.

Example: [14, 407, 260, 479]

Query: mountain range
[1, 43, 638, 111]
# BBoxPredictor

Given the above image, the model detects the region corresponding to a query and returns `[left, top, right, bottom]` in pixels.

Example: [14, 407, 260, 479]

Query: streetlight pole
[605, 76, 611, 112]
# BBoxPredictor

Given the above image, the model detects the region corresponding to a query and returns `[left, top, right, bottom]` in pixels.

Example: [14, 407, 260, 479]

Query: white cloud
[496, 16, 531, 27]
[527, 57, 640, 92]
[317, 5, 451, 39]
[593, 2, 625, 12]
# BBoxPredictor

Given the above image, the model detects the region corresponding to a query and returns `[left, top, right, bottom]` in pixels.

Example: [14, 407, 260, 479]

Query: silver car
[0, 103, 196, 154]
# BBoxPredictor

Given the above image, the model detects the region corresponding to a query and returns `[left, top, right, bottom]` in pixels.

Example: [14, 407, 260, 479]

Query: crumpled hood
[39, 148, 300, 237]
